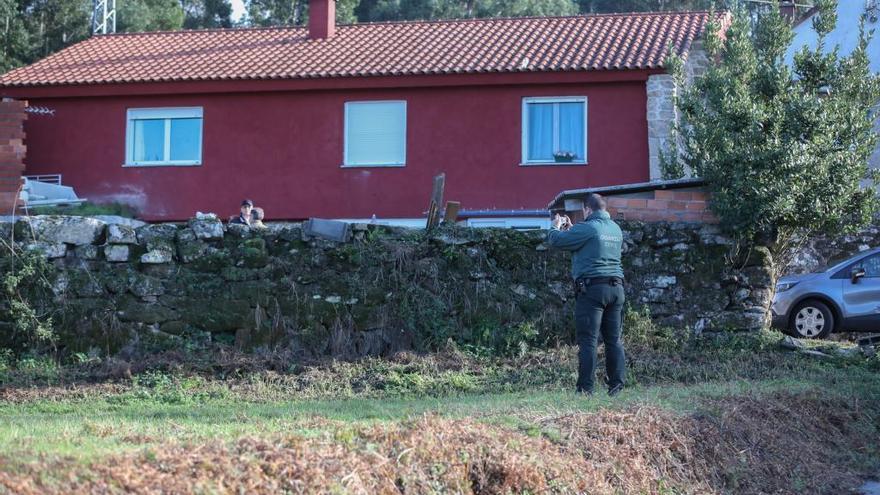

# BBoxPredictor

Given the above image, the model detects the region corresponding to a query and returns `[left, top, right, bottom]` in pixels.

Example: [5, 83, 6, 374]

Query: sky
[231, 0, 246, 22]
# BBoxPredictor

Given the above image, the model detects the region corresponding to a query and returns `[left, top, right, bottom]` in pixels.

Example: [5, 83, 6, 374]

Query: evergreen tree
[117, 0, 185, 32]
[181, 0, 233, 28]
[245, 0, 303, 26]
[245, 0, 354, 27]
[0, 0, 31, 71]
[24, 0, 90, 60]
[665, 0, 880, 252]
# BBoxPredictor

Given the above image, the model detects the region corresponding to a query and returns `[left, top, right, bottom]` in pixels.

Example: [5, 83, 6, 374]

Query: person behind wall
[251, 207, 267, 230]
[229, 199, 254, 226]
[547, 193, 627, 397]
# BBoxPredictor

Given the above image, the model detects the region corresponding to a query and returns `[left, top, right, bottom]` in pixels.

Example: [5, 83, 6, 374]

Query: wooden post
[425, 173, 445, 230]
[442, 201, 461, 225]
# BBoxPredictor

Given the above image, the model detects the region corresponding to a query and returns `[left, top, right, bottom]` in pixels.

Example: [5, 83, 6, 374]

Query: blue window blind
[126, 108, 203, 166]
[524, 99, 586, 163]
[345, 101, 406, 166]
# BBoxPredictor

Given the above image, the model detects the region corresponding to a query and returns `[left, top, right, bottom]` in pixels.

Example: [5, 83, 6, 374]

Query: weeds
[0, 242, 56, 356]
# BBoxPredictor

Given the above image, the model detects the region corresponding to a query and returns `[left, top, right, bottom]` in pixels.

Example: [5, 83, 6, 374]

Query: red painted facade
[11, 72, 654, 221]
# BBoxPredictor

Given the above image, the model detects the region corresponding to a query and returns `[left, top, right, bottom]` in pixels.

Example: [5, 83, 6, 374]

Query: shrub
[664, 2, 880, 250]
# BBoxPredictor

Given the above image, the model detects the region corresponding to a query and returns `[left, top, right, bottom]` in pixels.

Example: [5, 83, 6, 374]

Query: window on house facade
[125, 107, 203, 166]
[522, 97, 587, 165]
[344, 101, 406, 167]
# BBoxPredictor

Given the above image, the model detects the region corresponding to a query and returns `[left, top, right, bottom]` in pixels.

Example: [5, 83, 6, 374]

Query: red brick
[667, 200, 687, 210]
[0, 171, 24, 180]
[654, 190, 676, 200]
[646, 199, 669, 210]
[685, 201, 707, 211]
[0, 177, 23, 186]
[606, 197, 628, 208]
[690, 191, 709, 201]
[0, 114, 26, 122]
[626, 199, 648, 209]
[623, 210, 644, 221]
[640, 210, 665, 222]
[0, 191, 19, 213]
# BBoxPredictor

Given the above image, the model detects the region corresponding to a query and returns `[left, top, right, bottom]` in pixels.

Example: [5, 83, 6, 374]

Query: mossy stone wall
[1, 216, 773, 358]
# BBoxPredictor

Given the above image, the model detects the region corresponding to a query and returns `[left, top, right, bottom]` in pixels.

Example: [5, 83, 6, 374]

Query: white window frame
[343, 100, 407, 168]
[521, 96, 588, 166]
[124, 107, 203, 167]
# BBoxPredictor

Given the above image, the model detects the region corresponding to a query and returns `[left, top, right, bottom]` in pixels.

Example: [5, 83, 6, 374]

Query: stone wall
[786, 224, 880, 275]
[1, 215, 773, 358]
[647, 41, 709, 180]
[0, 100, 26, 215]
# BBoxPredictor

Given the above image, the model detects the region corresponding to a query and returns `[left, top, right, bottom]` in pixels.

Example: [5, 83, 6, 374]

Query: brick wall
[607, 189, 718, 223]
[0, 99, 26, 215]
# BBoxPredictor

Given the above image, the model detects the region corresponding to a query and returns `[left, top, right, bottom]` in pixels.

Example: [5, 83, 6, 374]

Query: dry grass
[1, 391, 876, 495]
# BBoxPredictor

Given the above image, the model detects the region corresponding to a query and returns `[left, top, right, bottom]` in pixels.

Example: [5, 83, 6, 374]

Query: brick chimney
[309, 0, 335, 40]
[0, 99, 26, 215]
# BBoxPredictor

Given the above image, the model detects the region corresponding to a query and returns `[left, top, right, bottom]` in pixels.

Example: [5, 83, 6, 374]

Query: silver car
[771, 247, 880, 339]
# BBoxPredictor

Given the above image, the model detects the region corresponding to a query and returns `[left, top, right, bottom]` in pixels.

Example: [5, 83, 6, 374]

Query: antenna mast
[92, 0, 116, 35]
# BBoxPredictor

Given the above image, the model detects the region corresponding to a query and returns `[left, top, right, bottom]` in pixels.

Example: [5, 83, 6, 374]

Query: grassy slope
[1, 330, 879, 493]
[1, 373, 875, 463]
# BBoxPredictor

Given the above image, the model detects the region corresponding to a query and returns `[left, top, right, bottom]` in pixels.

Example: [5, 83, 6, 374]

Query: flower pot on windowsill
[553, 155, 575, 163]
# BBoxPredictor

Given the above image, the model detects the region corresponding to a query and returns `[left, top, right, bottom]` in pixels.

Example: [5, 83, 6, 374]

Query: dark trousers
[575, 282, 626, 393]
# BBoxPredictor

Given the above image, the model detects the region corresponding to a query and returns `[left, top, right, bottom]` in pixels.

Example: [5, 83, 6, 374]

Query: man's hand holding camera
[552, 214, 573, 231]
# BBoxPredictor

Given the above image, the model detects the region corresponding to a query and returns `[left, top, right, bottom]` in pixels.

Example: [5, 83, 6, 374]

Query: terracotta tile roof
[0, 11, 722, 87]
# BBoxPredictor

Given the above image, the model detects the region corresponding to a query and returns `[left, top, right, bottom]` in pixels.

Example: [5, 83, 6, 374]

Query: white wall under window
[521, 97, 587, 165]
[343, 101, 406, 167]
[125, 107, 203, 167]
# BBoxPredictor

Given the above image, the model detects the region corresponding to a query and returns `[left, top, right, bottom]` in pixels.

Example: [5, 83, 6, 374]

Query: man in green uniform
[548, 193, 626, 396]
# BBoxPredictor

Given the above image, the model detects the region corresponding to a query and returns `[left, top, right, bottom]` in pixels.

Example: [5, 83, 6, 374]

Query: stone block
[188, 215, 224, 241]
[136, 223, 178, 246]
[19, 215, 105, 246]
[74, 244, 100, 260]
[645, 275, 677, 288]
[26, 241, 67, 259]
[117, 298, 179, 324]
[140, 247, 173, 264]
[303, 218, 351, 243]
[178, 238, 209, 263]
[104, 244, 130, 262]
[129, 273, 165, 298]
[107, 224, 137, 244]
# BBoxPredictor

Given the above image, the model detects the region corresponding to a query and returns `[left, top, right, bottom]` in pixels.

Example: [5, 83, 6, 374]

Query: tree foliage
[117, 0, 185, 32]
[665, 0, 880, 246]
[182, 0, 232, 28]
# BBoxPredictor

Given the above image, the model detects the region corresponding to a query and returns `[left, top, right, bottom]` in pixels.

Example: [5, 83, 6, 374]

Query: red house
[0, 3, 716, 226]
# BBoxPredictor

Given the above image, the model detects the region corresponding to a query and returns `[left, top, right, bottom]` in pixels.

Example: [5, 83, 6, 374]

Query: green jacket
[547, 210, 624, 280]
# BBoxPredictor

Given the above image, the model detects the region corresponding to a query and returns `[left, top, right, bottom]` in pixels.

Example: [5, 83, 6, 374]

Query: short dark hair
[241, 199, 254, 207]
[585, 193, 606, 211]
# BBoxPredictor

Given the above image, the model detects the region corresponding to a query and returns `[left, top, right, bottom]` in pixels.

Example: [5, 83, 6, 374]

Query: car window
[851, 253, 880, 277]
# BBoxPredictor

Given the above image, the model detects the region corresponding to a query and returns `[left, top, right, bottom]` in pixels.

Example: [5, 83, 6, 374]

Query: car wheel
[789, 300, 834, 339]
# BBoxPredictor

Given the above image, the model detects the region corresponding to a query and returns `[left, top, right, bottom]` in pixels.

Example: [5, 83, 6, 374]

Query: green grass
[27, 202, 137, 218]
[1, 366, 876, 464]
[1, 328, 878, 474]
